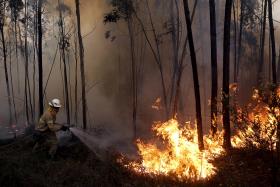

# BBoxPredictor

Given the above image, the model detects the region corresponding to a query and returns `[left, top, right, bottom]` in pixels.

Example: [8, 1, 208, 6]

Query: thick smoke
[0, 0, 280, 150]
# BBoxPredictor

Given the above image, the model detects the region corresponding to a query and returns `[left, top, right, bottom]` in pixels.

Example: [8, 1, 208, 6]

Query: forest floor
[0, 135, 279, 187]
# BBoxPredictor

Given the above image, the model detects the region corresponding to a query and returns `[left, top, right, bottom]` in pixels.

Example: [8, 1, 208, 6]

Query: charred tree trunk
[25, 0, 33, 122]
[172, 0, 198, 118]
[233, 2, 238, 83]
[8, 34, 18, 126]
[37, 0, 43, 117]
[127, 18, 137, 139]
[75, 0, 87, 129]
[58, 0, 70, 125]
[237, 0, 244, 80]
[0, 20, 12, 126]
[74, 28, 78, 126]
[222, 0, 233, 150]
[267, 0, 277, 84]
[258, 0, 267, 85]
[169, 0, 179, 115]
[209, 0, 218, 136]
[183, 0, 204, 150]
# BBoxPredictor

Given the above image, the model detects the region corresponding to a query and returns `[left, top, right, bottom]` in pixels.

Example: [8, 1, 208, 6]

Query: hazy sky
[274, 1, 280, 25]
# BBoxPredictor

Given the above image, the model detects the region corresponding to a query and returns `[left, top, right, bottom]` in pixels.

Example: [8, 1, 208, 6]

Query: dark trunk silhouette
[267, 0, 277, 84]
[172, 0, 198, 117]
[127, 17, 137, 139]
[75, 0, 87, 129]
[222, 0, 233, 150]
[209, 0, 218, 136]
[258, 0, 267, 85]
[0, 2, 12, 126]
[58, 0, 70, 125]
[37, 0, 43, 117]
[237, 0, 245, 80]
[183, 0, 204, 151]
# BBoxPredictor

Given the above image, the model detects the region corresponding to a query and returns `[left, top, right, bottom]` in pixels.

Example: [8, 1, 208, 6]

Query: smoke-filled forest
[0, 0, 280, 186]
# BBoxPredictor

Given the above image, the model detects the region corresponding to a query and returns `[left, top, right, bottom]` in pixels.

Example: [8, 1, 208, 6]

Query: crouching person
[33, 99, 69, 158]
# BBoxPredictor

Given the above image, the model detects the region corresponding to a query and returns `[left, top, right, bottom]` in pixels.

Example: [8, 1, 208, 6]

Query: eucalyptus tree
[75, 0, 87, 129]
[0, 0, 12, 126]
[222, 0, 233, 150]
[182, 0, 204, 150]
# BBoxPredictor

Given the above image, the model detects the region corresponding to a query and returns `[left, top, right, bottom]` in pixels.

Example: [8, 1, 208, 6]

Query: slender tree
[258, 0, 267, 85]
[237, 0, 245, 80]
[0, 1, 12, 126]
[222, 0, 233, 150]
[183, 0, 204, 150]
[172, 0, 198, 117]
[267, 0, 277, 84]
[73, 27, 78, 126]
[37, 0, 43, 117]
[9, 0, 23, 94]
[8, 31, 18, 126]
[75, 0, 87, 129]
[209, 0, 218, 136]
[58, 0, 70, 125]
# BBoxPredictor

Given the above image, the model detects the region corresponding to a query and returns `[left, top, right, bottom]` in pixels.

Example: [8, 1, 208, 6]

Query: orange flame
[120, 87, 280, 181]
[123, 119, 224, 181]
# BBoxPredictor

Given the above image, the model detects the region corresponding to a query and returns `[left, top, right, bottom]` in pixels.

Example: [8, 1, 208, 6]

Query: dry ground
[0, 135, 279, 187]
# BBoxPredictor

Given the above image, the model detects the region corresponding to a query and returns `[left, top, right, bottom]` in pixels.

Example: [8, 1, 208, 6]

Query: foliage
[8, 0, 24, 21]
[232, 85, 280, 150]
[104, 0, 134, 23]
[241, 0, 260, 30]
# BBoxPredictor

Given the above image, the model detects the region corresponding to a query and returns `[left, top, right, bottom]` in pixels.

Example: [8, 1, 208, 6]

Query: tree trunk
[58, 0, 70, 125]
[127, 18, 137, 139]
[8, 34, 18, 126]
[183, 0, 204, 151]
[14, 16, 20, 94]
[237, 0, 244, 80]
[267, 0, 277, 84]
[258, 0, 267, 85]
[1, 25, 12, 126]
[172, 0, 198, 117]
[222, 0, 233, 150]
[75, 0, 87, 129]
[233, 2, 238, 83]
[209, 0, 218, 136]
[145, 0, 168, 118]
[169, 0, 179, 115]
[37, 0, 43, 117]
[74, 28, 78, 126]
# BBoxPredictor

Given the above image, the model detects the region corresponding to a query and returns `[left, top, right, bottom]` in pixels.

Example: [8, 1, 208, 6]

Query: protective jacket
[33, 108, 62, 158]
[36, 108, 62, 132]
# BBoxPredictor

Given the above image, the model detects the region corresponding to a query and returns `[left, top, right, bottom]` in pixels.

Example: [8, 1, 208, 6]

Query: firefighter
[33, 98, 68, 158]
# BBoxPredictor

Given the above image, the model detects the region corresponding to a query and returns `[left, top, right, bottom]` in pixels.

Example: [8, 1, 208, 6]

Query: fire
[232, 87, 280, 150]
[124, 119, 224, 181]
[119, 87, 279, 181]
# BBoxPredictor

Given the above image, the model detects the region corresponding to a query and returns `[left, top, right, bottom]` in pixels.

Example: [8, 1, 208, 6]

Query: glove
[61, 125, 69, 131]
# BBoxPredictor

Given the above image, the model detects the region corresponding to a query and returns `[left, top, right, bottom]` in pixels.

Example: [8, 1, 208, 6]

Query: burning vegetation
[1, 0, 280, 186]
[118, 86, 280, 181]
[122, 119, 223, 181]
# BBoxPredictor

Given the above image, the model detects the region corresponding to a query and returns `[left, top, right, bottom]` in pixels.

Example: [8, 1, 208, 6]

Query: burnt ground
[0, 135, 279, 187]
